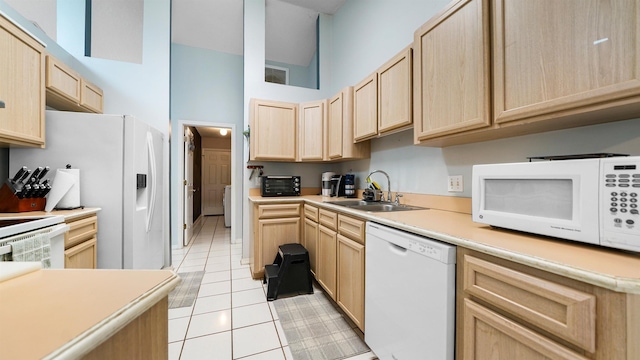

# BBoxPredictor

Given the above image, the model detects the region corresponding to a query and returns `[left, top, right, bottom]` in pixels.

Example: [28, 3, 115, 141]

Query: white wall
[90, 0, 144, 64]
[329, 0, 450, 94]
[3, 0, 57, 40]
[0, 0, 91, 80]
[170, 44, 244, 247]
[56, 0, 171, 133]
[341, 119, 640, 197]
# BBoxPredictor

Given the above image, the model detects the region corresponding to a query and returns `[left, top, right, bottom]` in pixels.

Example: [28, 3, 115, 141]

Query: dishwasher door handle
[388, 242, 408, 255]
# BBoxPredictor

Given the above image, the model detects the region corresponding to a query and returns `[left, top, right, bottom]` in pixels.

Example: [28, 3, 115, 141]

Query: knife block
[0, 183, 46, 212]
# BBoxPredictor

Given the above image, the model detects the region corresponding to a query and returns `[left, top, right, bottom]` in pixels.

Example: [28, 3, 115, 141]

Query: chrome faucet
[366, 170, 391, 202]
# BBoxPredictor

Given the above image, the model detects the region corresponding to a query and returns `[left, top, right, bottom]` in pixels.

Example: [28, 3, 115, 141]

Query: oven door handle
[48, 223, 70, 238]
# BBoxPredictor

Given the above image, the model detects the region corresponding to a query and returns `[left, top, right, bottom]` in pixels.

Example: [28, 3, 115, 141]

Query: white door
[202, 149, 231, 215]
[183, 128, 194, 246]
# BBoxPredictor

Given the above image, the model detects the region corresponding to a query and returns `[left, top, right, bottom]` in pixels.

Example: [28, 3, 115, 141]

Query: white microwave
[472, 156, 640, 252]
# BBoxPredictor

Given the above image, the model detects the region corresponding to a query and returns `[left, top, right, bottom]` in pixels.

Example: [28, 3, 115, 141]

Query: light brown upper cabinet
[413, 0, 491, 144]
[415, 0, 640, 147]
[298, 100, 327, 162]
[378, 46, 413, 135]
[493, 0, 640, 126]
[45, 55, 104, 114]
[79, 79, 103, 113]
[328, 87, 370, 161]
[354, 46, 413, 143]
[0, 14, 46, 148]
[353, 72, 378, 141]
[250, 99, 298, 161]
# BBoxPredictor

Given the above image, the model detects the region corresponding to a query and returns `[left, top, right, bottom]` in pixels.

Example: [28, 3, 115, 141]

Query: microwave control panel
[601, 156, 640, 252]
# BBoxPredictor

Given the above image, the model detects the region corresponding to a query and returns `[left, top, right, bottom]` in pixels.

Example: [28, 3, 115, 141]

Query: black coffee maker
[330, 174, 345, 197]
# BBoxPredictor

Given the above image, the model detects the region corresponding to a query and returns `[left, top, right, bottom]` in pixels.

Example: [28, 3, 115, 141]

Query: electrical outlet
[447, 175, 463, 192]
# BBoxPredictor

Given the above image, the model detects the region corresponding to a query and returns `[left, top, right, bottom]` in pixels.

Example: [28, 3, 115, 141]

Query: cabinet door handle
[0, 100, 5, 108]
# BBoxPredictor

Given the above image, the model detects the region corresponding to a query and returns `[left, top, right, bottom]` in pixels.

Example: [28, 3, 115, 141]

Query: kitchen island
[0, 266, 178, 359]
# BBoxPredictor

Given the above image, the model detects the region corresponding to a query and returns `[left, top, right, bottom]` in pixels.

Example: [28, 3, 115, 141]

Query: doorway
[202, 149, 231, 215]
[179, 121, 236, 248]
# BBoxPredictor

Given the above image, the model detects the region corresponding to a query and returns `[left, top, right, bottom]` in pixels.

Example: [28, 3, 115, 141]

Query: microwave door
[472, 161, 600, 245]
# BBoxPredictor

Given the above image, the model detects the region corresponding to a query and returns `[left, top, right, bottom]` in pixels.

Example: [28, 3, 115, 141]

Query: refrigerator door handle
[146, 132, 157, 233]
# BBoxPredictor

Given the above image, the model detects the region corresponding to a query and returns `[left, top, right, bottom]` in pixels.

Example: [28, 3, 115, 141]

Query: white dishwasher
[365, 222, 456, 360]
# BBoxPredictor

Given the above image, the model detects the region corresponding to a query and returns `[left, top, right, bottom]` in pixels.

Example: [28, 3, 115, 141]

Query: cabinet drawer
[338, 215, 365, 244]
[257, 203, 301, 219]
[304, 204, 319, 221]
[65, 215, 98, 249]
[463, 299, 588, 360]
[463, 254, 596, 352]
[319, 209, 338, 230]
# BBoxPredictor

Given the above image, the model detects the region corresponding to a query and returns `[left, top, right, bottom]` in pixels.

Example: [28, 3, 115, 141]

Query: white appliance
[9, 110, 165, 269]
[223, 185, 231, 227]
[0, 216, 68, 269]
[365, 222, 456, 360]
[473, 156, 640, 252]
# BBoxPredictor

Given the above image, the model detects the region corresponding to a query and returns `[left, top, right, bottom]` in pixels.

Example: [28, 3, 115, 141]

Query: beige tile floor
[168, 216, 376, 360]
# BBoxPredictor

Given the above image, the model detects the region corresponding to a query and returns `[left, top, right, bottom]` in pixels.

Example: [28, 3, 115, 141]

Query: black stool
[264, 243, 313, 301]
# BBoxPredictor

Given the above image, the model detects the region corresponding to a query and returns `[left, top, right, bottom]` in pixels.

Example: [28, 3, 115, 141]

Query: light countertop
[250, 195, 640, 294]
[0, 207, 101, 221]
[0, 268, 178, 359]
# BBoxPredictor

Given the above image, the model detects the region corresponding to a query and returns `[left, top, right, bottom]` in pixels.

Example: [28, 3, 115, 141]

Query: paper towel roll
[44, 169, 80, 212]
[56, 168, 80, 209]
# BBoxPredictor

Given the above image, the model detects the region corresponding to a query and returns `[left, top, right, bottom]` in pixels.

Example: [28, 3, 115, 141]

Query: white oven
[472, 156, 640, 252]
[0, 216, 69, 268]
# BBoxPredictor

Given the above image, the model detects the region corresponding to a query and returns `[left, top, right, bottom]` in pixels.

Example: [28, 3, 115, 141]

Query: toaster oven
[261, 176, 301, 197]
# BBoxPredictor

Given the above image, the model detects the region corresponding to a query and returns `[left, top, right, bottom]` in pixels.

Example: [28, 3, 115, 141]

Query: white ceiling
[171, 0, 346, 66]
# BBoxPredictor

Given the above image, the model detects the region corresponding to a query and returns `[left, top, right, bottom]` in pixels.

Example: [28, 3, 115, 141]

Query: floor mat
[168, 271, 205, 309]
[274, 290, 370, 360]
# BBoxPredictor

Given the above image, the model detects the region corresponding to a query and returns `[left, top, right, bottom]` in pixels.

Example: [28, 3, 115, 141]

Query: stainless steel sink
[324, 200, 428, 212]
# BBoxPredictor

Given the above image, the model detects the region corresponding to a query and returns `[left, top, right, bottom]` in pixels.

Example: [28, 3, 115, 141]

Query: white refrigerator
[9, 110, 166, 270]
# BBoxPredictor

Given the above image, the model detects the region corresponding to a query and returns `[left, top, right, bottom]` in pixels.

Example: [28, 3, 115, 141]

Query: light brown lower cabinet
[317, 224, 337, 300]
[337, 233, 365, 331]
[303, 217, 318, 276]
[65, 237, 97, 269]
[305, 206, 366, 331]
[64, 214, 98, 269]
[83, 297, 168, 359]
[250, 203, 301, 279]
[302, 204, 319, 276]
[457, 247, 640, 359]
